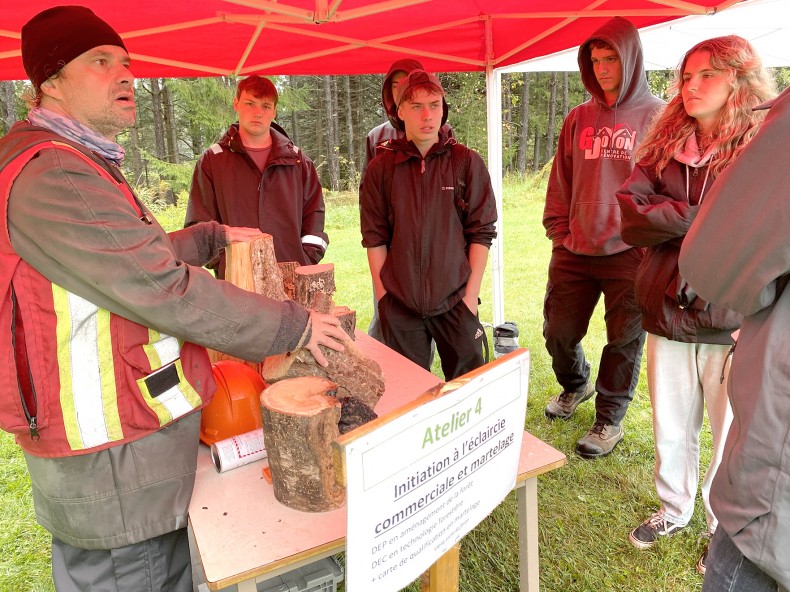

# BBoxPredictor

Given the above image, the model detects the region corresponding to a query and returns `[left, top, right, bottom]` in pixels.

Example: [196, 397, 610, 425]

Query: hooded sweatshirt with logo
[543, 17, 664, 256]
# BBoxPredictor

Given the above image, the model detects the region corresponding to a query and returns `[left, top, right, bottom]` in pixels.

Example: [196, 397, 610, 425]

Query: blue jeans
[703, 528, 778, 592]
[543, 247, 645, 425]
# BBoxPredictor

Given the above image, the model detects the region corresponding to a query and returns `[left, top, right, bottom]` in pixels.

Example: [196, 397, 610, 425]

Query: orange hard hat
[200, 361, 267, 445]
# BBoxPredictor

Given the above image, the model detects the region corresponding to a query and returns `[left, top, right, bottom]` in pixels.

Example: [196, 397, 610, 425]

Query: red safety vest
[0, 139, 214, 457]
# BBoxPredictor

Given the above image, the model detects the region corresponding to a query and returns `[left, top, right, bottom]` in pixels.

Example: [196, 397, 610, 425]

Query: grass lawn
[0, 175, 712, 592]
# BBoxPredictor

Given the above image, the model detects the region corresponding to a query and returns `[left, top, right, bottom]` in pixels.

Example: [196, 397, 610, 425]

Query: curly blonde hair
[637, 35, 776, 178]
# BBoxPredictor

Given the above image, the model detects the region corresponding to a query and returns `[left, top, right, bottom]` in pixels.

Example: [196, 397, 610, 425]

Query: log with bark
[278, 261, 299, 300]
[259, 376, 345, 512]
[282, 337, 384, 410]
[218, 236, 384, 431]
[294, 263, 336, 313]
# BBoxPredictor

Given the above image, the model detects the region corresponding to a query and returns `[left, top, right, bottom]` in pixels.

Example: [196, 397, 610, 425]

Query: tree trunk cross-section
[260, 377, 345, 512]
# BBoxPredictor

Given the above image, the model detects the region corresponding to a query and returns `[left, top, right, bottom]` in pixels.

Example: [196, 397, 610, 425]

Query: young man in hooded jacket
[362, 58, 453, 343]
[360, 70, 496, 380]
[542, 17, 664, 458]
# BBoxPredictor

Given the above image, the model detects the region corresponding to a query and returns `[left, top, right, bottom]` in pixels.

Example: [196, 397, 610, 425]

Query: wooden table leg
[517, 478, 540, 592]
[237, 580, 258, 592]
[420, 543, 461, 592]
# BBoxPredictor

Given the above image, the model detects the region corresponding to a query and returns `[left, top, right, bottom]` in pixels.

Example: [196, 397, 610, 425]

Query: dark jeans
[379, 293, 485, 380]
[543, 247, 645, 425]
[702, 528, 779, 592]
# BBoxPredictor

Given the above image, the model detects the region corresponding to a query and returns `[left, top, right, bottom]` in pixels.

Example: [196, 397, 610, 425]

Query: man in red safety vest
[0, 6, 345, 591]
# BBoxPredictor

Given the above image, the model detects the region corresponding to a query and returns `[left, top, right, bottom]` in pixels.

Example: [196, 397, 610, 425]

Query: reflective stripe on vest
[139, 330, 202, 425]
[53, 286, 202, 450]
[53, 285, 123, 450]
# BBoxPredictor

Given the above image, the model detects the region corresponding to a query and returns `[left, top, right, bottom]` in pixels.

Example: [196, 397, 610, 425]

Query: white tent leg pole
[486, 65, 505, 328]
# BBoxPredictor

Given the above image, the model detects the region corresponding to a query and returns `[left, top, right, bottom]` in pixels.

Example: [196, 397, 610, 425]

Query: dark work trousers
[379, 293, 485, 380]
[369, 280, 437, 365]
[543, 246, 645, 426]
[51, 529, 192, 592]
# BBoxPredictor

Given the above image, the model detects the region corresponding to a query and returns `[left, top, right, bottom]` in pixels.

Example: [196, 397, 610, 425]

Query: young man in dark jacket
[186, 75, 328, 277]
[541, 17, 664, 459]
[360, 70, 497, 380]
[362, 58, 453, 343]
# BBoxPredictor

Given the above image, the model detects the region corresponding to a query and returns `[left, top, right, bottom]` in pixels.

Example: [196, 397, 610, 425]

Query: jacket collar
[221, 123, 299, 165]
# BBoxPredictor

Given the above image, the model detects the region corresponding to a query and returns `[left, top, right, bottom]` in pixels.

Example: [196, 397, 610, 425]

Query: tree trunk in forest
[162, 81, 180, 164]
[343, 76, 357, 189]
[323, 75, 340, 191]
[502, 79, 512, 173]
[545, 72, 557, 163]
[516, 73, 530, 174]
[289, 76, 301, 147]
[532, 130, 541, 173]
[127, 125, 144, 186]
[352, 77, 365, 174]
[331, 77, 341, 187]
[563, 72, 570, 117]
[0, 81, 15, 134]
[189, 124, 204, 157]
[149, 78, 167, 160]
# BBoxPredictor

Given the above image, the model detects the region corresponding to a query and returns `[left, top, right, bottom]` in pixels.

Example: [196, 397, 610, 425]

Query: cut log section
[260, 377, 345, 512]
[280, 336, 384, 409]
[333, 306, 357, 339]
[278, 261, 300, 300]
[294, 263, 336, 313]
[208, 235, 287, 372]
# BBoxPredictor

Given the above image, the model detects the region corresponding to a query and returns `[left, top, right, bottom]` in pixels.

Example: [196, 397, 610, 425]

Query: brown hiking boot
[544, 382, 594, 420]
[576, 422, 623, 458]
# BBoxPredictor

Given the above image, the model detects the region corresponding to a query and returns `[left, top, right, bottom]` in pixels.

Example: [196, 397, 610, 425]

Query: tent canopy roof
[0, 0, 739, 80]
[500, 0, 789, 72]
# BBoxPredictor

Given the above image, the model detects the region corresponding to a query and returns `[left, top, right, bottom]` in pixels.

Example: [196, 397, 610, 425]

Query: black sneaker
[628, 513, 685, 550]
[544, 382, 594, 420]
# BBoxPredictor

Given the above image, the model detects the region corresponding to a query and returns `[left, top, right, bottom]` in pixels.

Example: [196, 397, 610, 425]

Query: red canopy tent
[0, 0, 738, 78]
[0, 0, 744, 323]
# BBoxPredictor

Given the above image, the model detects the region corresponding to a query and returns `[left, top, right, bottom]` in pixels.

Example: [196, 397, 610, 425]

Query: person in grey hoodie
[542, 16, 664, 458]
[679, 86, 790, 592]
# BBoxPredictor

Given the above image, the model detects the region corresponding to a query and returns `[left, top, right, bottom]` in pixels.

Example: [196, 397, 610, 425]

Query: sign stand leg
[420, 543, 460, 592]
[517, 478, 539, 592]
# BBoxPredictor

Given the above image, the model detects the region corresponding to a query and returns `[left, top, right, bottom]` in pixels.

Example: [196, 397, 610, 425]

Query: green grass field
[0, 176, 712, 592]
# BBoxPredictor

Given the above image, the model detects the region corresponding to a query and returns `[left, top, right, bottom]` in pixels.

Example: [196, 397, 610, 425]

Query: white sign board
[343, 350, 530, 591]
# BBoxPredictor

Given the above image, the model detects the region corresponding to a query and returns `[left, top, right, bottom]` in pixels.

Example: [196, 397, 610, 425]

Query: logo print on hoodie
[578, 123, 637, 161]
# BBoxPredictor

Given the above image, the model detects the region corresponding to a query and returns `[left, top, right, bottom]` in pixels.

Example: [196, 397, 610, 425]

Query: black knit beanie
[22, 6, 127, 90]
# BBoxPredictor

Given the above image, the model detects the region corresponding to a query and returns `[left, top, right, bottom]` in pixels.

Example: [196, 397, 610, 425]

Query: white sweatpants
[646, 334, 733, 532]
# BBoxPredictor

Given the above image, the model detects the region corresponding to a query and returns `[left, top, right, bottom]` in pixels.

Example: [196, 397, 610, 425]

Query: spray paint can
[210, 428, 267, 473]
[493, 322, 519, 358]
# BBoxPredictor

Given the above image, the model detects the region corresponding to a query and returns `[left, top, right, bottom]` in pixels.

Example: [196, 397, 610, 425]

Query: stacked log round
[260, 376, 345, 512]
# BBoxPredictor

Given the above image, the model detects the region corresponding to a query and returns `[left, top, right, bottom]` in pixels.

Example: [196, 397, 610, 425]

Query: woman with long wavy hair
[615, 35, 775, 574]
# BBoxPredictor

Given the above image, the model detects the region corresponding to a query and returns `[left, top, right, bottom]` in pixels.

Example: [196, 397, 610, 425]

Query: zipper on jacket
[720, 340, 736, 383]
[421, 159, 425, 174]
[11, 285, 39, 441]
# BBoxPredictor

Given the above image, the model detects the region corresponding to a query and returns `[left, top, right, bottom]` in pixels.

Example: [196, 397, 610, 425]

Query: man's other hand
[305, 312, 347, 367]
